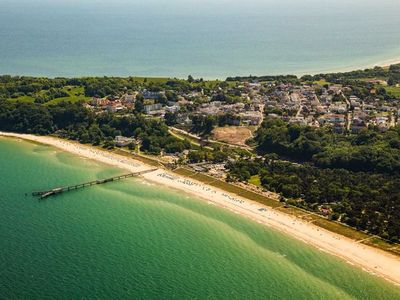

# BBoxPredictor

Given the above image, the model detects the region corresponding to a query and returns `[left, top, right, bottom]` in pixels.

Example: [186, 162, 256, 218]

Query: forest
[301, 64, 400, 86]
[0, 75, 216, 103]
[227, 157, 400, 243]
[255, 118, 400, 174]
[0, 100, 190, 155]
[226, 64, 400, 87]
[227, 118, 400, 242]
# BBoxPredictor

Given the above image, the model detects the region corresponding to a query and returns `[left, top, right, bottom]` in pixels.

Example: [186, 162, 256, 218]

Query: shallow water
[1, 137, 400, 299]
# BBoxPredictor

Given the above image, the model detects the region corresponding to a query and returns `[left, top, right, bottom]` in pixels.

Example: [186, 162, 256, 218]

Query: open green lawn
[127, 77, 236, 89]
[7, 95, 35, 103]
[130, 77, 170, 84]
[201, 80, 238, 89]
[7, 86, 91, 105]
[249, 175, 261, 187]
[385, 85, 400, 97]
[313, 80, 330, 86]
[45, 86, 91, 105]
[357, 77, 388, 82]
[374, 84, 400, 98]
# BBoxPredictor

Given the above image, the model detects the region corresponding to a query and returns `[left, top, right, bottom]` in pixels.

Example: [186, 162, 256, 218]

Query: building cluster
[265, 83, 399, 133]
[84, 80, 399, 134]
[85, 93, 136, 113]
[196, 101, 264, 126]
[85, 84, 265, 127]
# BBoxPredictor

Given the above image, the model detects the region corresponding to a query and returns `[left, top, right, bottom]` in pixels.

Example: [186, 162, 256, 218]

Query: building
[165, 105, 180, 113]
[106, 102, 124, 113]
[351, 117, 367, 133]
[142, 90, 160, 99]
[144, 103, 163, 114]
[122, 93, 137, 103]
[115, 136, 135, 147]
[239, 111, 263, 125]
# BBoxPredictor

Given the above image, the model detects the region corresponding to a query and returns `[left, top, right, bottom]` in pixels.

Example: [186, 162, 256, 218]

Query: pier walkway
[32, 169, 157, 199]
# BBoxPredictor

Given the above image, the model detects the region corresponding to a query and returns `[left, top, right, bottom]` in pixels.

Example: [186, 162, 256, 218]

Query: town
[85, 76, 399, 141]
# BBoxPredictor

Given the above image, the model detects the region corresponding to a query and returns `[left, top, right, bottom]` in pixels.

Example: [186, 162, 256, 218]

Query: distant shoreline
[1, 131, 400, 287]
[1, 59, 400, 81]
[293, 57, 400, 77]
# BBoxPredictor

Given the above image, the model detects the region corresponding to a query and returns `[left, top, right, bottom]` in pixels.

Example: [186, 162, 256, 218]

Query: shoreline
[293, 56, 400, 77]
[1, 132, 400, 286]
[2, 57, 400, 80]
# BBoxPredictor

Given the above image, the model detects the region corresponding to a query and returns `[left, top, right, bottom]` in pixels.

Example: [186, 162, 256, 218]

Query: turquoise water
[1, 137, 400, 299]
[0, 0, 400, 78]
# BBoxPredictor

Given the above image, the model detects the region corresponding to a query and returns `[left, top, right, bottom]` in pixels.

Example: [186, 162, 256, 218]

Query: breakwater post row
[32, 169, 157, 199]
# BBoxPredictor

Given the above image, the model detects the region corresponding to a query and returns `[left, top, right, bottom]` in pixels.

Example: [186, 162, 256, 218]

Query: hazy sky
[2, 0, 399, 13]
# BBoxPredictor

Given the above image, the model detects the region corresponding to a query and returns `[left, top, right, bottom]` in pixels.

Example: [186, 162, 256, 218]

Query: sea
[0, 0, 400, 79]
[1, 138, 400, 299]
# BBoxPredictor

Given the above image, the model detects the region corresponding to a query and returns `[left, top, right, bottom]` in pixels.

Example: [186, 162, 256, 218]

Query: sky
[2, 0, 399, 14]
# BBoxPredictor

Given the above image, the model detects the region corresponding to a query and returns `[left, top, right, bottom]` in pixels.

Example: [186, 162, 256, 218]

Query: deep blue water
[0, 0, 400, 78]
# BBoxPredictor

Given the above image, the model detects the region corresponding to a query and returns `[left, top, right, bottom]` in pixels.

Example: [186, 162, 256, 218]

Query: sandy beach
[1, 131, 400, 286]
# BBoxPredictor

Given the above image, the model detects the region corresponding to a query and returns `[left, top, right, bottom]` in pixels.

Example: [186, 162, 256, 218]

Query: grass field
[249, 175, 261, 187]
[357, 77, 388, 82]
[45, 86, 91, 105]
[169, 127, 218, 150]
[168, 129, 202, 149]
[7, 95, 35, 103]
[373, 84, 400, 98]
[7, 85, 91, 104]
[385, 85, 400, 97]
[130, 77, 170, 84]
[313, 80, 330, 86]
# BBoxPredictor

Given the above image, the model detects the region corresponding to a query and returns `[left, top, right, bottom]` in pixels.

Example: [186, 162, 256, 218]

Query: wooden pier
[32, 169, 157, 199]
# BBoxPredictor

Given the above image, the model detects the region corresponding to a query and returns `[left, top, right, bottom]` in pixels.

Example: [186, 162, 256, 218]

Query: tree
[157, 94, 168, 105]
[103, 137, 115, 149]
[388, 76, 397, 86]
[164, 112, 178, 126]
[128, 142, 136, 151]
[188, 151, 205, 163]
[165, 91, 178, 102]
[134, 96, 144, 114]
[88, 124, 104, 145]
[212, 151, 228, 163]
